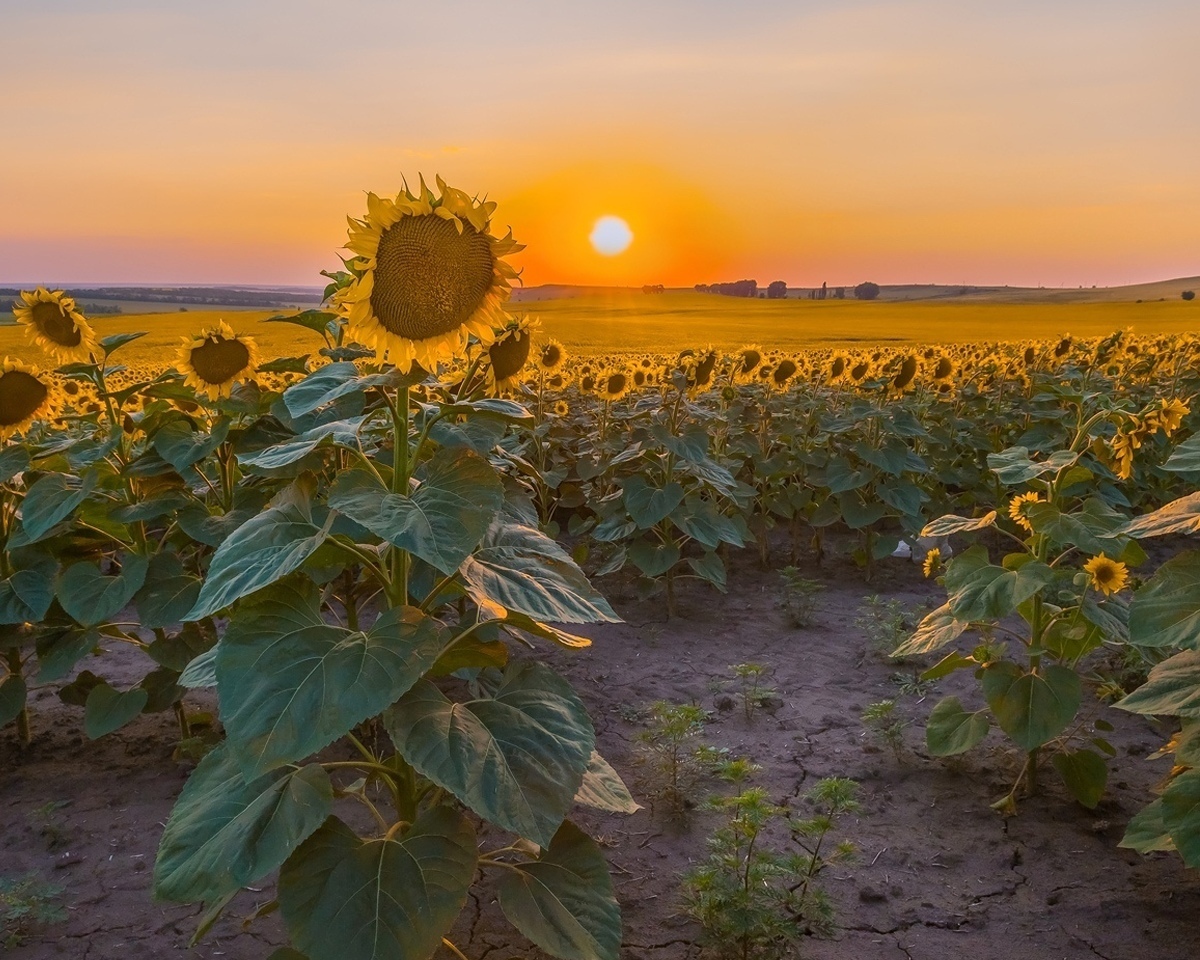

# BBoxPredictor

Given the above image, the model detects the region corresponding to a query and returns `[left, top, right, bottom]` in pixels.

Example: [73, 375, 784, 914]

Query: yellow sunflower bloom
[334, 175, 523, 371]
[0, 358, 58, 438]
[486, 316, 537, 390]
[922, 547, 943, 578]
[13, 288, 98, 364]
[177, 321, 260, 400]
[538, 339, 566, 373]
[734, 345, 765, 383]
[770, 358, 798, 391]
[552, 399, 570, 417]
[596, 369, 631, 403]
[1083, 554, 1129, 596]
[1008, 491, 1043, 532]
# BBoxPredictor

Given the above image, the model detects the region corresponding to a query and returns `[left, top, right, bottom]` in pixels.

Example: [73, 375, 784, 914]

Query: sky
[2, 0, 1198, 288]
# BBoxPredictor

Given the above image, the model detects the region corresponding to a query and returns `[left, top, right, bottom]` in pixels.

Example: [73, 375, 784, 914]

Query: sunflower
[486, 316, 536, 389]
[932, 356, 955, 381]
[0, 358, 58, 438]
[596, 369, 631, 403]
[922, 547, 943, 578]
[770, 359, 798, 391]
[176, 321, 260, 400]
[552, 399, 570, 417]
[892, 355, 919, 392]
[335, 175, 522, 371]
[13, 288, 98, 363]
[1008, 491, 1043, 532]
[1083, 554, 1128, 596]
[538, 339, 566, 373]
[734, 345, 765, 382]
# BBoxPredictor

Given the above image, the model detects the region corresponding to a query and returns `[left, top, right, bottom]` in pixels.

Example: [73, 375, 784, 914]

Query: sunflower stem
[390, 385, 411, 607]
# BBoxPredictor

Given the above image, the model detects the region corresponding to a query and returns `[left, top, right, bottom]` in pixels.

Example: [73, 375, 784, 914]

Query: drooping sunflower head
[892, 355, 919, 392]
[335, 175, 523, 371]
[1008, 491, 1043, 532]
[13, 288, 98, 364]
[1083, 554, 1129, 596]
[922, 547, 943, 579]
[735, 345, 764, 382]
[486, 315, 537, 390]
[177, 321, 260, 400]
[538, 339, 566, 373]
[0, 358, 58, 438]
[771, 358, 798, 391]
[932, 356, 955, 381]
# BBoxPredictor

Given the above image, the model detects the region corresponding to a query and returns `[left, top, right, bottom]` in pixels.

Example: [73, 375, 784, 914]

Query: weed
[681, 763, 860, 958]
[778, 567, 824, 628]
[28, 801, 70, 851]
[729, 662, 777, 723]
[890, 670, 937, 700]
[634, 701, 714, 816]
[856, 596, 927, 660]
[0, 874, 66, 949]
[861, 700, 907, 759]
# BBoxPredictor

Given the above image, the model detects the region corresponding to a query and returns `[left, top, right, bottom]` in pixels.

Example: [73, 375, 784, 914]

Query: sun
[589, 215, 633, 256]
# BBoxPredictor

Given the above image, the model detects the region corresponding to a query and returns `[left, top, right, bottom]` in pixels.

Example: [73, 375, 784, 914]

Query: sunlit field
[4, 292, 1197, 367]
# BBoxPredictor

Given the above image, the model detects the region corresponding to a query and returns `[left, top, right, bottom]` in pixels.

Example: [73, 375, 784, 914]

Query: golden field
[2, 291, 1198, 366]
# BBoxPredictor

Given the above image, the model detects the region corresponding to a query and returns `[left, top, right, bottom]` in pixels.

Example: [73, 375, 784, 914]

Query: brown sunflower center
[488, 329, 531, 383]
[189, 337, 251, 385]
[740, 349, 761, 374]
[604, 373, 628, 395]
[1093, 563, 1117, 584]
[541, 344, 561, 368]
[774, 360, 798, 384]
[0, 370, 50, 427]
[370, 215, 496, 341]
[31, 301, 82, 347]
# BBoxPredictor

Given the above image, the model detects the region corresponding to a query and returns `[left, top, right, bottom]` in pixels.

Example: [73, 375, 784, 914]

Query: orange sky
[2, 1, 1197, 288]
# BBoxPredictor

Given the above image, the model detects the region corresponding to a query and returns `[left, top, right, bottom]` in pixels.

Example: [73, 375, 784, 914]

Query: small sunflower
[538, 339, 566, 373]
[335, 175, 522, 371]
[922, 547, 943, 579]
[0, 358, 58, 438]
[1083, 554, 1129, 596]
[552, 399, 570, 417]
[13, 288, 98, 363]
[177, 321, 260, 400]
[1008, 491, 1043, 532]
[770, 359, 798, 391]
[486, 316, 536, 390]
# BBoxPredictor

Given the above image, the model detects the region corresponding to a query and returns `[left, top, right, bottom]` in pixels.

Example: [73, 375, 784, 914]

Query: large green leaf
[386, 662, 595, 845]
[1120, 799, 1175, 855]
[1124, 492, 1200, 538]
[1161, 770, 1200, 868]
[16, 472, 96, 544]
[328, 448, 504, 576]
[0, 552, 58, 624]
[0, 674, 27, 728]
[460, 522, 620, 624]
[278, 809, 476, 960]
[84, 682, 150, 739]
[1051, 749, 1108, 808]
[154, 744, 333, 903]
[1117, 650, 1200, 717]
[1128, 552, 1200, 650]
[920, 511, 996, 538]
[58, 555, 150, 627]
[982, 662, 1081, 751]
[497, 821, 621, 960]
[892, 603, 966, 657]
[574, 751, 641, 814]
[217, 581, 447, 777]
[620, 476, 684, 529]
[987, 447, 1077, 484]
[944, 547, 1053, 622]
[153, 418, 231, 472]
[237, 417, 367, 472]
[925, 696, 990, 756]
[135, 553, 202, 629]
[0, 445, 30, 484]
[187, 479, 333, 620]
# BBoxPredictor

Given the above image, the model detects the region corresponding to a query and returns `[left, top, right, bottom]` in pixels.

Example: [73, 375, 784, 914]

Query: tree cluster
[695, 280, 758, 298]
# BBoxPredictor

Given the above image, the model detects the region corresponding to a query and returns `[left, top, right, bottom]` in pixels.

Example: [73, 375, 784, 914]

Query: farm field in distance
[3, 284, 1199, 366]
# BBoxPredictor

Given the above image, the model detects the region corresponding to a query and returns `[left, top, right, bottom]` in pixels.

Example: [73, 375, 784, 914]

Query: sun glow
[590, 216, 633, 256]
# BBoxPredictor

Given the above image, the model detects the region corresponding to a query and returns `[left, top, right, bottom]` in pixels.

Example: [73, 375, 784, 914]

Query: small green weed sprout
[681, 763, 860, 959]
[778, 567, 823, 628]
[730, 662, 777, 723]
[861, 699, 907, 759]
[856, 596, 927, 660]
[0, 874, 66, 949]
[634, 701, 714, 817]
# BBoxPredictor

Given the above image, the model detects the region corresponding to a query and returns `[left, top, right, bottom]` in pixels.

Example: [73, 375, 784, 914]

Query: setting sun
[590, 216, 633, 256]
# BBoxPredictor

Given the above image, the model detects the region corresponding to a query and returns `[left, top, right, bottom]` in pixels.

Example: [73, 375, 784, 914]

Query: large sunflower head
[13, 288, 98, 364]
[0, 358, 58, 439]
[734, 345, 764, 383]
[596, 369, 630, 403]
[335, 175, 523, 372]
[176, 321, 260, 400]
[485, 315, 537, 390]
[538, 339, 566, 373]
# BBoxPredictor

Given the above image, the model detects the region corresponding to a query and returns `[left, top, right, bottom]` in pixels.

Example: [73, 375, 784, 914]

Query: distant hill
[513, 277, 1200, 304]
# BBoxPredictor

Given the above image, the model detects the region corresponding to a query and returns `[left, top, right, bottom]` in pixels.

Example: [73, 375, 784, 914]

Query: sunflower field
[4, 180, 1200, 960]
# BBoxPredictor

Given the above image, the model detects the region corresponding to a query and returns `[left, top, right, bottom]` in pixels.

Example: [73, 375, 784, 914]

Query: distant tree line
[642, 284, 665, 294]
[691, 279, 883, 301]
[0, 286, 314, 309]
[695, 280, 758, 298]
